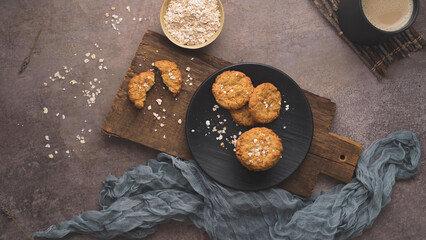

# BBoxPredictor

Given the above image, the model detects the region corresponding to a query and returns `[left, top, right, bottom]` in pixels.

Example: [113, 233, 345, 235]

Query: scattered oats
[162, 108, 166, 112]
[133, 17, 136, 21]
[103, 66, 108, 69]
[189, 82, 193, 86]
[43, 82, 47, 86]
[160, 123, 165, 127]
[48, 154, 54, 159]
[99, 58, 104, 63]
[151, 62, 155, 66]
[216, 134, 223, 140]
[80, 139, 85, 144]
[105, 20, 108, 25]
[45, 136, 50, 141]
[155, 50, 159, 53]
[105, 12, 109, 17]
[65, 150, 70, 154]
[154, 129, 158, 132]
[139, 17, 143, 22]
[217, 114, 220, 118]
[84, 59, 90, 63]
[263, 101, 269, 109]
[178, 119, 182, 124]
[85, 52, 90, 57]
[43, 107, 48, 114]
[45, 144, 50, 148]
[126, 6, 131, 12]
[283, 126, 287, 129]
[98, 65, 103, 70]
[56, 113, 59, 117]
[91, 54, 96, 59]
[163, 135, 166, 139]
[70, 80, 77, 85]
[94, 43, 99, 48]
[191, 57, 194, 60]
[54, 150, 58, 154]
[62, 88, 66, 91]
[62, 114, 65, 119]
[205, 120, 210, 126]
[186, 67, 190, 72]
[88, 129, 92, 133]
[191, 129, 195, 132]
[148, 105, 152, 110]
[111, 6, 115, 10]
[156, 98, 162, 105]
[212, 105, 219, 111]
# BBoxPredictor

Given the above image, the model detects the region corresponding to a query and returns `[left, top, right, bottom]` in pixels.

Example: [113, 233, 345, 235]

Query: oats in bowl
[161, 0, 224, 48]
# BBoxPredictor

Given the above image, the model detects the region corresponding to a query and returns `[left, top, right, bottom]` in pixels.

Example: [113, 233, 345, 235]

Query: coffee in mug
[338, 0, 419, 44]
[361, 0, 414, 32]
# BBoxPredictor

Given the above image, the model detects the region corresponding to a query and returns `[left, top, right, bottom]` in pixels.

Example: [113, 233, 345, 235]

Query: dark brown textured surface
[102, 31, 361, 197]
[1, 0, 425, 240]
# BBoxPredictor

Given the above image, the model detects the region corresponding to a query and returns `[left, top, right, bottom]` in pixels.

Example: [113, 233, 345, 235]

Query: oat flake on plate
[164, 0, 221, 46]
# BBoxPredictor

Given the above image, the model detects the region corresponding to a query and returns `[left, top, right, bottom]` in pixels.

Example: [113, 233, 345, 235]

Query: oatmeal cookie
[230, 104, 257, 127]
[249, 83, 282, 124]
[127, 70, 155, 109]
[236, 127, 283, 171]
[212, 71, 254, 110]
[154, 60, 183, 96]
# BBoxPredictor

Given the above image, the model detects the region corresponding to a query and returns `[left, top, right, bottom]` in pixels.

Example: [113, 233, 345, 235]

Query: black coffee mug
[338, 0, 420, 45]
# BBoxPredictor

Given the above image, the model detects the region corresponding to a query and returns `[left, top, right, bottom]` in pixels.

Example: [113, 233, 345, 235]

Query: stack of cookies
[212, 71, 283, 171]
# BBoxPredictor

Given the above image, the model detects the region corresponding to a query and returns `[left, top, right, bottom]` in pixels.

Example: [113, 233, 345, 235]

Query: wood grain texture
[102, 30, 362, 197]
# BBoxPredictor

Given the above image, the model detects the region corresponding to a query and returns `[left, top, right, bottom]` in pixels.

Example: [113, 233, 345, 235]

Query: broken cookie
[154, 60, 183, 96]
[128, 70, 155, 109]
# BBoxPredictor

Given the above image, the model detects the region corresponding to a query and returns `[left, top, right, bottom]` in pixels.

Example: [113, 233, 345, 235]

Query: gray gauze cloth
[33, 131, 420, 240]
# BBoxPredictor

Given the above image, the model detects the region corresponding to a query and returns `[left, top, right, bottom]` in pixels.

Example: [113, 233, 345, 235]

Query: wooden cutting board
[102, 30, 362, 197]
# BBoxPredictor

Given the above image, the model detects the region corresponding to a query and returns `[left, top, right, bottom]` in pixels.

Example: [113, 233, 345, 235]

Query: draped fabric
[33, 131, 420, 240]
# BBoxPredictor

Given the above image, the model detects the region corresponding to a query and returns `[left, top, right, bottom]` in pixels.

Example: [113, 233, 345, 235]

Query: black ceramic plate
[185, 63, 313, 191]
